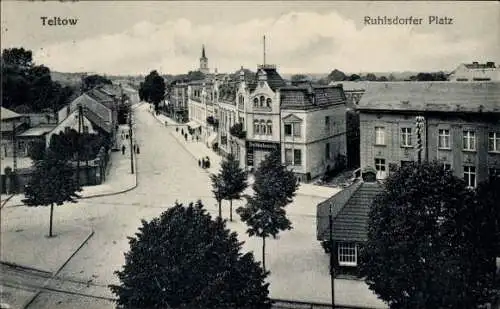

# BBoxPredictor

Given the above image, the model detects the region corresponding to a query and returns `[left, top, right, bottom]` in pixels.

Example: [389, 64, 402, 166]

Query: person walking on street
[122, 145, 126, 155]
[133, 144, 137, 153]
[136, 145, 140, 154]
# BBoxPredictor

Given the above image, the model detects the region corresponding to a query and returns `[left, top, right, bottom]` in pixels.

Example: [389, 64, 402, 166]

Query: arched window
[266, 98, 272, 108]
[267, 120, 272, 135]
[254, 120, 260, 134]
[260, 120, 266, 134]
[253, 98, 259, 107]
[260, 96, 265, 107]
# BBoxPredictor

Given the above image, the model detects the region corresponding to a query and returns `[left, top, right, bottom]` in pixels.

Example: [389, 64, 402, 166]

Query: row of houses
[1, 83, 136, 192]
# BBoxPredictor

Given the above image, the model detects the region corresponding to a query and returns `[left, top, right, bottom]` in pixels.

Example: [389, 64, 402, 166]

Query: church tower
[199, 45, 209, 74]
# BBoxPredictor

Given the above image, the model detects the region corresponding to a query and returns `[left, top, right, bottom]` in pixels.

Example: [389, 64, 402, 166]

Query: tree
[22, 151, 82, 237]
[360, 161, 498, 309]
[291, 74, 309, 82]
[365, 73, 377, 81]
[327, 69, 346, 82]
[82, 74, 112, 91]
[110, 201, 272, 309]
[218, 154, 248, 222]
[140, 70, 166, 110]
[378, 75, 388, 81]
[210, 173, 226, 219]
[236, 150, 299, 271]
[349, 74, 361, 81]
[27, 140, 47, 161]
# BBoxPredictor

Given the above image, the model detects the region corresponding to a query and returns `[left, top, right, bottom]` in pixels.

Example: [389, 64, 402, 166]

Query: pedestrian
[181, 129, 184, 135]
[206, 157, 211, 169]
[133, 144, 137, 153]
[136, 145, 140, 154]
[196, 136, 199, 142]
[176, 127, 179, 132]
[202, 157, 206, 169]
[122, 145, 126, 155]
[198, 159, 201, 167]
[184, 133, 188, 141]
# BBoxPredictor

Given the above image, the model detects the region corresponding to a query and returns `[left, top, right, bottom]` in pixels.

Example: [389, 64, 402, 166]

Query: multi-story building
[280, 84, 347, 181]
[187, 79, 219, 144]
[357, 82, 500, 186]
[215, 65, 348, 181]
[169, 80, 189, 123]
[449, 61, 500, 82]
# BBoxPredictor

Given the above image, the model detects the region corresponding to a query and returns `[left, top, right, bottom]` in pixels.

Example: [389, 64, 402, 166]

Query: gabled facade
[45, 109, 99, 148]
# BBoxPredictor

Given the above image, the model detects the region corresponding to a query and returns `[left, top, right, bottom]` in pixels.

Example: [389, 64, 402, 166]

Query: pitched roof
[83, 108, 112, 133]
[1, 107, 22, 120]
[357, 82, 500, 113]
[280, 85, 346, 109]
[317, 180, 382, 242]
[17, 125, 56, 137]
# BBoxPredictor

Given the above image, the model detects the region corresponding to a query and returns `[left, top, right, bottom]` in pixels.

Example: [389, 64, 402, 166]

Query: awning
[207, 133, 218, 146]
[186, 121, 201, 130]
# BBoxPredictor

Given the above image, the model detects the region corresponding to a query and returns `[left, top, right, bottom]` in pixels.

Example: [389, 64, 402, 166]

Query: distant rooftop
[357, 81, 500, 113]
[463, 61, 496, 69]
[1, 107, 23, 120]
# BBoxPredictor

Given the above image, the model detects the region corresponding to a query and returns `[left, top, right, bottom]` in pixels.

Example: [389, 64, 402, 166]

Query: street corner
[0, 284, 38, 309]
[1, 223, 94, 274]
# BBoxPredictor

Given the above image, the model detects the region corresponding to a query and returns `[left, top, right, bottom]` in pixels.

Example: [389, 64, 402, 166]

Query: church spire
[201, 45, 206, 59]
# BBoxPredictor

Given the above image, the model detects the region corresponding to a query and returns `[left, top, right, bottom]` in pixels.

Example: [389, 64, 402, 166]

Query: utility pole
[12, 120, 17, 172]
[77, 103, 83, 186]
[329, 202, 335, 309]
[129, 113, 134, 174]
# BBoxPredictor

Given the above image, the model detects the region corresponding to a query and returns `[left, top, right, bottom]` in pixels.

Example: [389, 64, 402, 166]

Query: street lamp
[415, 116, 425, 164]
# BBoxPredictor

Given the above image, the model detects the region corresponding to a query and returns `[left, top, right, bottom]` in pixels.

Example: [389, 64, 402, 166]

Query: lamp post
[415, 116, 425, 164]
[329, 202, 335, 309]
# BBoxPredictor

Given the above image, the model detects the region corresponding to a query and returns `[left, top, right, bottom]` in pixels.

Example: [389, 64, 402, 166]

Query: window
[325, 116, 330, 133]
[375, 127, 385, 145]
[260, 120, 266, 135]
[266, 98, 272, 108]
[375, 158, 386, 172]
[489, 132, 500, 152]
[464, 166, 476, 188]
[253, 98, 259, 107]
[400, 128, 412, 147]
[260, 96, 265, 107]
[294, 149, 302, 166]
[83, 125, 89, 134]
[325, 143, 330, 160]
[293, 123, 301, 137]
[64, 126, 70, 133]
[285, 148, 293, 165]
[284, 124, 292, 136]
[463, 131, 476, 151]
[254, 120, 260, 135]
[267, 121, 272, 135]
[443, 163, 452, 171]
[338, 243, 357, 267]
[438, 129, 451, 149]
[489, 168, 500, 178]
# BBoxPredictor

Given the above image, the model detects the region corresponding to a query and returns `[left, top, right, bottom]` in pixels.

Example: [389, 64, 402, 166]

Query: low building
[449, 61, 500, 81]
[1, 107, 29, 158]
[316, 169, 381, 274]
[357, 81, 500, 185]
[17, 124, 56, 157]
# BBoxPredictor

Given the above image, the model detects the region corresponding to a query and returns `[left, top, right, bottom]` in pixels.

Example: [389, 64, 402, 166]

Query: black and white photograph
[1, 1, 499, 308]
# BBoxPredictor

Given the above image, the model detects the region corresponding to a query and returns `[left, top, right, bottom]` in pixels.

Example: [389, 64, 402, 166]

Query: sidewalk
[152, 112, 339, 199]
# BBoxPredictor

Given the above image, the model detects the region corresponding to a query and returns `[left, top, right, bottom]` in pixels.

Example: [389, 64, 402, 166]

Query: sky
[1, 1, 499, 75]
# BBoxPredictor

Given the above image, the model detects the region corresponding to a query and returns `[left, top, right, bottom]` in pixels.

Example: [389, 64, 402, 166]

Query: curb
[0, 261, 52, 276]
[21, 229, 96, 309]
[1, 194, 15, 209]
